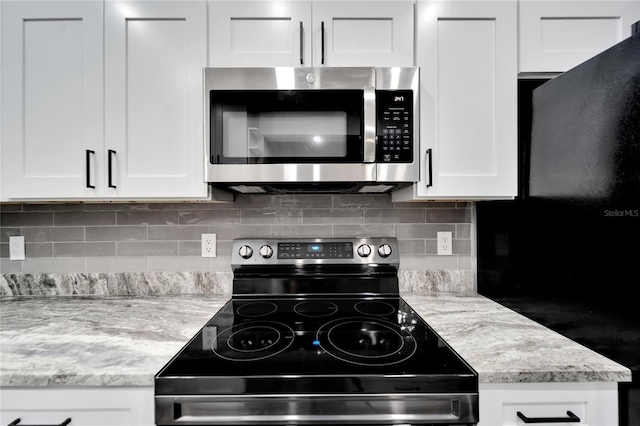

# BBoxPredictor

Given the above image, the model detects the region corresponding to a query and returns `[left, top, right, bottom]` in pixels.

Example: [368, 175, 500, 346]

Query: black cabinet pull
[425, 148, 433, 187]
[108, 149, 117, 188]
[85, 150, 95, 189]
[321, 21, 325, 64]
[299, 22, 304, 65]
[7, 418, 71, 426]
[517, 410, 580, 423]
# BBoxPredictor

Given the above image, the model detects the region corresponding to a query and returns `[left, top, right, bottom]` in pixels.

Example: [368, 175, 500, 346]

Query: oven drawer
[156, 393, 478, 425]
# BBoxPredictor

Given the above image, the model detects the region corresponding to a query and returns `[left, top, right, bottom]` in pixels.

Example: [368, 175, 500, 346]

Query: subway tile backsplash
[0, 195, 474, 276]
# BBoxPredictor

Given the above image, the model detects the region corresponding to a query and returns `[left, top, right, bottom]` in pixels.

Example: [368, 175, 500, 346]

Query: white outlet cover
[201, 233, 217, 258]
[437, 231, 453, 256]
[9, 236, 26, 260]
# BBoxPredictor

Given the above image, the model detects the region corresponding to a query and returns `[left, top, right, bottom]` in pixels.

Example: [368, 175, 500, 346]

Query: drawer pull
[7, 418, 71, 426]
[517, 410, 580, 423]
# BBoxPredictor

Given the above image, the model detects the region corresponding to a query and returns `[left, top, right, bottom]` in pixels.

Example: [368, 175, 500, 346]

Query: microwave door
[209, 89, 367, 167]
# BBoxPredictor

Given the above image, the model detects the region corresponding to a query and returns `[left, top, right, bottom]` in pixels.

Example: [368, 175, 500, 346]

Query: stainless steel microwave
[204, 67, 419, 194]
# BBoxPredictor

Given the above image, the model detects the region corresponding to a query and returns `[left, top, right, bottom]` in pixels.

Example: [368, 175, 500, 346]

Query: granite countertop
[0, 293, 631, 387]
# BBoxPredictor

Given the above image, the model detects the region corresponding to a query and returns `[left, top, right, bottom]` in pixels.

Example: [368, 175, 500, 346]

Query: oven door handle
[363, 86, 376, 163]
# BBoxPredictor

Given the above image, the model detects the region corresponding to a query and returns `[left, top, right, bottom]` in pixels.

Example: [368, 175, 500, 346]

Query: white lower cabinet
[479, 382, 619, 426]
[0, 387, 155, 426]
[392, 1, 518, 201]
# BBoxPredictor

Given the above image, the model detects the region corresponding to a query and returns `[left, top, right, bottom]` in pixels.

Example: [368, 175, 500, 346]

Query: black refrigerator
[477, 25, 640, 426]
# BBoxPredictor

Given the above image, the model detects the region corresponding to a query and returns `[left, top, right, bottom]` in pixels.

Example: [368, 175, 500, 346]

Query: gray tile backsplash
[0, 195, 474, 274]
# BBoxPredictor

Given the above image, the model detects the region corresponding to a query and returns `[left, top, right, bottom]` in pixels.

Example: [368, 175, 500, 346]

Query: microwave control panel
[376, 90, 413, 163]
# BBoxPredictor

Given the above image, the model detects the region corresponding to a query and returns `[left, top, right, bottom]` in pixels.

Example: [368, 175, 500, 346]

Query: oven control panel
[232, 238, 399, 266]
[277, 242, 353, 259]
[376, 90, 413, 163]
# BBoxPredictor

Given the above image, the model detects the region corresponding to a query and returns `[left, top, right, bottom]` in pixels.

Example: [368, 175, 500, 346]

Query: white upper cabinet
[311, 2, 414, 67]
[105, 1, 208, 199]
[208, 2, 312, 67]
[392, 1, 518, 201]
[1, 1, 104, 199]
[208, 1, 414, 67]
[519, 1, 640, 73]
[1, 0, 209, 201]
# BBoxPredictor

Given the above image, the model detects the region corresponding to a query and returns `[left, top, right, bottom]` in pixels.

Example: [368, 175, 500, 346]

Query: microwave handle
[363, 86, 376, 163]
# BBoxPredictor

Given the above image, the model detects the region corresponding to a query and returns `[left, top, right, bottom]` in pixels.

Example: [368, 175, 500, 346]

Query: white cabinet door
[311, 1, 414, 67]
[1, 1, 103, 200]
[105, 1, 208, 199]
[392, 1, 517, 201]
[209, 1, 312, 67]
[519, 1, 640, 73]
[479, 382, 619, 426]
[207, 1, 414, 67]
[0, 387, 155, 426]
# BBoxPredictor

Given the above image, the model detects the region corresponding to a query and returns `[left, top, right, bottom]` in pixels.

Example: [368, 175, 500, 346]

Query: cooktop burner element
[213, 321, 294, 361]
[294, 300, 338, 317]
[319, 317, 416, 365]
[355, 300, 396, 316]
[156, 238, 478, 425]
[236, 301, 277, 317]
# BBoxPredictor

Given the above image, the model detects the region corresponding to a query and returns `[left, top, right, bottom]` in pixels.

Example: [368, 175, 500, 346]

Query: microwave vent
[228, 185, 268, 194]
[358, 185, 395, 193]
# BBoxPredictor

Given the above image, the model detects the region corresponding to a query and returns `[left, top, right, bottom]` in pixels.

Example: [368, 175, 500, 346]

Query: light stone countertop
[0, 293, 631, 387]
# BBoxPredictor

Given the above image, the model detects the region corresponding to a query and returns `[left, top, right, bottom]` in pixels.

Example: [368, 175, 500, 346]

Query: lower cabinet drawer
[0, 387, 154, 426]
[479, 382, 619, 426]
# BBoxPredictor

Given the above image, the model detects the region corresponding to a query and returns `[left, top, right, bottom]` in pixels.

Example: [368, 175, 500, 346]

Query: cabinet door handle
[321, 21, 325, 65]
[425, 148, 433, 187]
[516, 411, 580, 423]
[299, 21, 304, 65]
[85, 150, 95, 189]
[7, 418, 72, 426]
[108, 149, 117, 188]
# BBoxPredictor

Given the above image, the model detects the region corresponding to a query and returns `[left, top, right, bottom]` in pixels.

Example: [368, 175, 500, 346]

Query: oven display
[278, 242, 353, 259]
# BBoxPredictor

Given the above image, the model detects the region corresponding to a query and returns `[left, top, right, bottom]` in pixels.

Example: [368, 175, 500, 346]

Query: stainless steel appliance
[156, 238, 478, 425]
[204, 67, 419, 194]
[478, 25, 640, 425]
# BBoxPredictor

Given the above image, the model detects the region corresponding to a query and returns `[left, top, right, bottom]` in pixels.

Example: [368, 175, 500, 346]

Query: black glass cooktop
[156, 297, 477, 396]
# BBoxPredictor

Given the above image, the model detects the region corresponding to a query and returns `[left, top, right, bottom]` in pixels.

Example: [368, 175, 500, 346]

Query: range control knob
[238, 245, 253, 259]
[259, 245, 273, 259]
[378, 244, 392, 258]
[357, 244, 372, 257]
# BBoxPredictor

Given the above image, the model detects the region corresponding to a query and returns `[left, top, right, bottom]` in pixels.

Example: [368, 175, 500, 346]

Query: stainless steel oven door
[204, 67, 376, 184]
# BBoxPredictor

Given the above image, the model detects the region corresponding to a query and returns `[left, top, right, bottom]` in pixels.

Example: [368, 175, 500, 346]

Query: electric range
[155, 238, 478, 425]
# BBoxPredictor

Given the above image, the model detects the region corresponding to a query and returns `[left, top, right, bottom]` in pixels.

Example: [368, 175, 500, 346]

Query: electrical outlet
[9, 236, 26, 260]
[437, 231, 452, 256]
[201, 233, 217, 258]
[202, 326, 217, 350]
